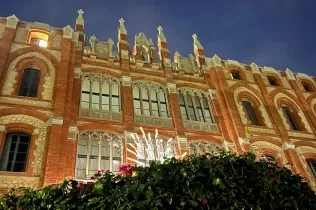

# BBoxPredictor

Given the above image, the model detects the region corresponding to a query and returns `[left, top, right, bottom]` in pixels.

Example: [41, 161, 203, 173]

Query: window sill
[287, 130, 315, 139]
[0, 171, 37, 177]
[183, 120, 218, 132]
[134, 115, 173, 127]
[79, 108, 122, 122]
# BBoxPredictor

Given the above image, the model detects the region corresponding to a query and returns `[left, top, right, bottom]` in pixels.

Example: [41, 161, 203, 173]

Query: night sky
[1, 0, 315, 76]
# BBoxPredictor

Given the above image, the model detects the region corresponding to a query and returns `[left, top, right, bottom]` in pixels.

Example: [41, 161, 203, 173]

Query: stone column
[117, 18, 130, 76]
[0, 125, 6, 154]
[282, 142, 306, 177]
[121, 76, 134, 130]
[157, 26, 173, 81]
[176, 136, 188, 159]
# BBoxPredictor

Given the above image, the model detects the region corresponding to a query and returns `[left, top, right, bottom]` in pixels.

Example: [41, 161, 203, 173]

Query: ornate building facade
[0, 10, 316, 193]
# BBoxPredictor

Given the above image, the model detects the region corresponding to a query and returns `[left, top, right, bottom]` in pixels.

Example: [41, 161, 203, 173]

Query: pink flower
[77, 192, 83, 198]
[90, 176, 95, 180]
[118, 164, 135, 176]
[106, 169, 111, 173]
[202, 199, 208, 205]
[97, 170, 101, 174]
[201, 152, 207, 156]
[77, 181, 84, 188]
[290, 196, 294, 200]
[117, 173, 122, 177]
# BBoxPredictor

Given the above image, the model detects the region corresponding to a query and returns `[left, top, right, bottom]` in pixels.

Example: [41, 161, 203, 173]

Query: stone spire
[157, 26, 167, 43]
[192, 34, 203, 50]
[118, 18, 127, 35]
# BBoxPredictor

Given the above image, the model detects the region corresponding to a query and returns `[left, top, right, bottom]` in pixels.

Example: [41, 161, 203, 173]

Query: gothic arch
[187, 140, 224, 155]
[0, 108, 50, 122]
[78, 124, 125, 135]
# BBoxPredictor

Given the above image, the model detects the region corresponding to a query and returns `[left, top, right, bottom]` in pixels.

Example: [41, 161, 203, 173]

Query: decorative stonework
[121, 50, 129, 59]
[208, 89, 217, 99]
[68, 126, 79, 140]
[118, 18, 127, 35]
[163, 58, 171, 68]
[188, 141, 224, 155]
[285, 68, 295, 80]
[51, 117, 63, 125]
[192, 34, 203, 51]
[288, 132, 315, 139]
[183, 120, 218, 132]
[176, 136, 187, 148]
[0, 176, 40, 189]
[296, 146, 316, 189]
[76, 9, 84, 26]
[0, 114, 48, 175]
[227, 60, 240, 67]
[205, 54, 222, 69]
[250, 63, 260, 74]
[25, 22, 55, 32]
[282, 142, 295, 150]
[62, 25, 74, 39]
[121, 76, 132, 87]
[157, 26, 167, 43]
[274, 93, 312, 132]
[238, 137, 249, 145]
[0, 97, 52, 108]
[178, 88, 209, 98]
[74, 68, 82, 79]
[88, 35, 114, 59]
[52, 35, 61, 49]
[167, 83, 177, 93]
[2, 51, 55, 100]
[6, 15, 19, 29]
[134, 115, 173, 127]
[174, 51, 197, 74]
[222, 140, 235, 152]
[251, 141, 287, 164]
[233, 87, 272, 127]
[248, 126, 276, 134]
[79, 109, 123, 122]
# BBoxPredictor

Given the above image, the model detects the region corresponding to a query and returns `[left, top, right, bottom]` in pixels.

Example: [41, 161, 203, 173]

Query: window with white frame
[132, 82, 169, 118]
[76, 131, 122, 178]
[179, 89, 215, 123]
[188, 141, 223, 156]
[132, 134, 176, 166]
[81, 74, 120, 112]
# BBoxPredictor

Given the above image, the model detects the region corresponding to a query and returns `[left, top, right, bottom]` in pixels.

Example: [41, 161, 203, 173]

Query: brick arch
[4, 123, 36, 135]
[237, 91, 261, 106]
[264, 72, 284, 87]
[295, 146, 316, 184]
[270, 89, 302, 110]
[230, 82, 262, 97]
[249, 136, 282, 147]
[307, 96, 316, 117]
[78, 124, 124, 135]
[226, 66, 247, 81]
[81, 68, 122, 79]
[0, 108, 50, 122]
[294, 141, 316, 148]
[299, 78, 316, 92]
[2, 50, 57, 101]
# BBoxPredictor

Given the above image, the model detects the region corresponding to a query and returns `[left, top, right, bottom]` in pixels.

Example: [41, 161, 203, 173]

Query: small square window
[231, 72, 241, 80]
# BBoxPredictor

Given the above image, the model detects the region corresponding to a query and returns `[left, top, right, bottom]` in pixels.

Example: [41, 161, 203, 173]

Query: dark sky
[1, 0, 315, 76]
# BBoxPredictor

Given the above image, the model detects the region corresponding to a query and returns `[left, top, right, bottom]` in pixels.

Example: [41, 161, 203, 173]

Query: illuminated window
[28, 31, 48, 48]
[0, 133, 31, 172]
[19, 68, 40, 97]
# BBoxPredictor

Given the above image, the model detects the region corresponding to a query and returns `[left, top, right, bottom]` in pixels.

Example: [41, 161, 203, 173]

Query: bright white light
[39, 40, 47, 48]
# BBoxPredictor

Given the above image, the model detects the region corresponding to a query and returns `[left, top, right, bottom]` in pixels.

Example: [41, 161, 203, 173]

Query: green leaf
[88, 197, 98, 205]
[189, 200, 198, 207]
[146, 190, 153, 199]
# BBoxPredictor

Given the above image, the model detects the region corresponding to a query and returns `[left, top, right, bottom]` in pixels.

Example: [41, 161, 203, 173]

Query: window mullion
[86, 139, 91, 178]
[139, 87, 144, 115]
[148, 89, 153, 116]
[183, 93, 191, 121]
[11, 135, 20, 171]
[109, 80, 112, 112]
[199, 95, 206, 122]
[157, 90, 162, 117]
[109, 141, 113, 171]
[191, 94, 199, 121]
[98, 139, 102, 171]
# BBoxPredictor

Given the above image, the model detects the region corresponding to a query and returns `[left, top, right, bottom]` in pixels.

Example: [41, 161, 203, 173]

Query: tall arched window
[76, 131, 122, 178]
[179, 89, 215, 123]
[0, 133, 31, 172]
[242, 100, 260, 126]
[80, 74, 120, 112]
[307, 159, 316, 179]
[18, 68, 41, 97]
[282, 106, 299, 130]
[188, 141, 223, 156]
[132, 82, 169, 118]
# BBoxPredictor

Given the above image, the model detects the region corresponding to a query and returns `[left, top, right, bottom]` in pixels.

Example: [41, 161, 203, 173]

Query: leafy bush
[1, 152, 316, 209]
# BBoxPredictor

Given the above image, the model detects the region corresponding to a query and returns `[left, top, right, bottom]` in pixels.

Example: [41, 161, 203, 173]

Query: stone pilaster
[176, 136, 188, 159]
[117, 18, 130, 75]
[192, 34, 206, 71]
[124, 131, 138, 165]
[282, 142, 306, 177]
[121, 76, 134, 130]
[157, 26, 173, 81]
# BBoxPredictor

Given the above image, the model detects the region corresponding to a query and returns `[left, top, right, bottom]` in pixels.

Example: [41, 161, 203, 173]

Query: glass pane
[112, 82, 119, 96]
[150, 89, 157, 100]
[111, 96, 119, 112]
[180, 107, 188, 120]
[13, 162, 25, 172]
[82, 80, 90, 91]
[143, 101, 150, 116]
[15, 153, 27, 162]
[159, 91, 166, 102]
[112, 106, 120, 113]
[133, 87, 140, 98]
[90, 139, 99, 156]
[113, 160, 121, 172]
[89, 157, 98, 175]
[19, 135, 30, 144]
[92, 81, 100, 93]
[179, 92, 185, 105]
[113, 146, 121, 158]
[81, 93, 90, 108]
[102, 81, 110, 95]
[141, 88, 149, 100]
[102, 141, 110, 157]
[19, 69, 40, 97]
[189, 107, 196, 121]
[187, 95, 193, 106]
[17, 144, 28, 153]
[91, 94, 100, 109]
[102, 96, 109, 111]
[100, 159, 110, 171]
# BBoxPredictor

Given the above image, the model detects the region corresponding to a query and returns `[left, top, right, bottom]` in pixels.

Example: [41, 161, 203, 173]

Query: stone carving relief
[25, 22, 55, 32]
[233, 87, 272, 127]
[178, 88, 209, 98]
[52, 35, 61, 49]
[274, 93, 312, 133]
[88, 35, 114, 58]
[2, 52, 55, 100]
[134, 33, 154, 64]
[132, 81, 167, 92]
[251, 141, 287, 164]
[174, 51, 197, 74]
[188, 141, 224, 155]
[62, 25, 74, 39]
[6, 15, 19, 28]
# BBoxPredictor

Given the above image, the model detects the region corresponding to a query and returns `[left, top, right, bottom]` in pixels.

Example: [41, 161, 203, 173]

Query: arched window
[231, 72, 241, 80]
[0, 133, 31, 172]
[301, 81, 314, 92]
[179, 90, 215, 123]
[76, 131, 122, 178]
[80, 75, 120, 112]
[282, 106, 299, 130]
[18, 68, 41, 97]
[28, 31, 49, 48]
[267, 75, 281, 87]
[307, 159, 316, 179]
[133, 134, 176, 167]
[188, 141, 223, 156]
[132, 82, 169, 118]
[263, 155, 275, 162]
[242, 100, 260, 126]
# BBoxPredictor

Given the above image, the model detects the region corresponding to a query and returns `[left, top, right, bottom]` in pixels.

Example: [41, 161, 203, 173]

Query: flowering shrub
[1, 152, 316, 209]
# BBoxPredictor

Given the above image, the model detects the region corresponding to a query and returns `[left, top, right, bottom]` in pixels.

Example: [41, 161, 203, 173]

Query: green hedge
[1, 152, 316, 209]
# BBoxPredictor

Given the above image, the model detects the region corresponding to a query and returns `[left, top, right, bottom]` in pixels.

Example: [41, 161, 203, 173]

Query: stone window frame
[14, 59, 49, 100]
[300, 79, 315, 92]
[132, 81, 170, 118]
[178, 88, 215, 123]
[266, 74, 283, 87]
[188, 141, 223, 156]
[229, 68, 246, 81]
[75, 131, 123, 179]
[18, 68, 41, 98]
[80, 73, 121, 113]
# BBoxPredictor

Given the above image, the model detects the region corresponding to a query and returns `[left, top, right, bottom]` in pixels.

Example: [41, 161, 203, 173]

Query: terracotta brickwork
[0, 10, 316, 194]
